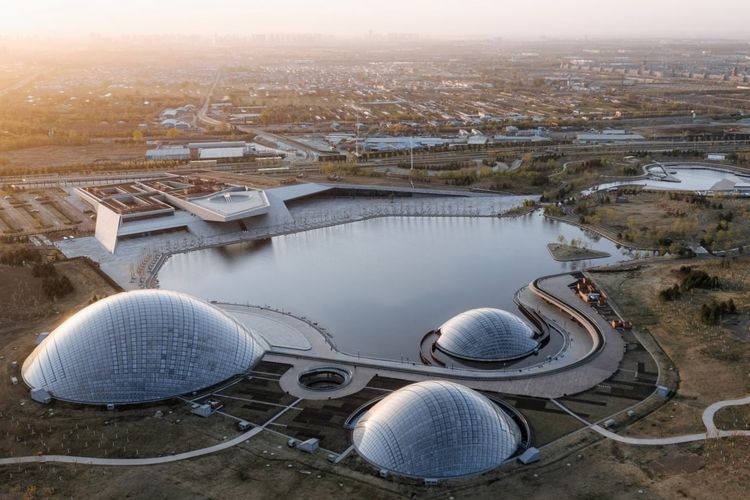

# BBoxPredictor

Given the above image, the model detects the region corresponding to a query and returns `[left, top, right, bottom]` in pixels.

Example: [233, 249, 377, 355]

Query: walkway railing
[135, 201, 529, 288]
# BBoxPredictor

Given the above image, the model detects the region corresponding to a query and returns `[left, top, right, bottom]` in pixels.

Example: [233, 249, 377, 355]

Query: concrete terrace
[56, 190, 532, 290]
[213, 272, 626, 400]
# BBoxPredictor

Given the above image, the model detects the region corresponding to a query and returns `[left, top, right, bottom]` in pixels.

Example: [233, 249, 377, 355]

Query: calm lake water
[159, 212, 630, 360]
[590, 166, 750, 193]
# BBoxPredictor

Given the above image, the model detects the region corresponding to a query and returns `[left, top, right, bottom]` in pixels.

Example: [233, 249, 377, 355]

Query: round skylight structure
[22, 290, 266, 405]
[352, 381, 522, 479]
[435, 308, 539, 362]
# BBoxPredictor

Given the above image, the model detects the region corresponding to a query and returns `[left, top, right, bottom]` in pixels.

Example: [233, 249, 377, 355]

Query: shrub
[0, 248, 43, 266]
[701, 299, 738, 325]
[31, 263, 56, 278]
[681, 270, 721, 290]
[659, 284, 682, 301]
[42, 275, 74, 300]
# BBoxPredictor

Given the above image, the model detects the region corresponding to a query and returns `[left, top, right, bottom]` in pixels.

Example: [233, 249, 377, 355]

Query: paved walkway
[591, 426, 708, 445]
[703, 395, 750, 437]
[552, 396, 750, 446]
[211, 274, 626, 400]
[0, 427, 263, 466]
[4, 395, 745, 468]
[0, 398, 302, 467]
[218, 304, 315, 351]
[57, 193, 526, 291]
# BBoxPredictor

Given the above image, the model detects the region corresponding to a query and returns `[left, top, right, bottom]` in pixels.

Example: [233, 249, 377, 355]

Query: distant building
[576, 131, 645, 144]
[362, 136, 461, 152]
[492, 135, 550, 143]
[145, 147, 191, 161]
[467, 135, 488, 146]
[198, 147, 246, 160]
[187, 141, 247, 149]
[160, 118, 191, 129]
[145, 141, 278, 162]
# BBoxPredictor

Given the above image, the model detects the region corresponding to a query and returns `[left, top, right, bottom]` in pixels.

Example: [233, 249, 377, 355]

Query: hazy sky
[2, 0, 749, 39]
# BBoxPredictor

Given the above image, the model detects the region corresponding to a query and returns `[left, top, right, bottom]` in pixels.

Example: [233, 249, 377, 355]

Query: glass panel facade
[22, 290, 265, 404]
[353, 381, 521, 478]
[436, 308, 538, 361]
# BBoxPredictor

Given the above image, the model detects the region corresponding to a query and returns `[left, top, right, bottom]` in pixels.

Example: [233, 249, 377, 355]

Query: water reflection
[159, 212, 631, 360]
[588, 166, 750, 193]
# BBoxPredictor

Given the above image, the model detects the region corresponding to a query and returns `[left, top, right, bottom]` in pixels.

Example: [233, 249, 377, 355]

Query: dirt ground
[547, 243, 611, 262]
[3, 428, 750, 500]
[626, 399, 706, 437]
[0, 257, 117, 328]
[715, 404, 750, 432]
[0, 257, 251, 463]
[0, 143, 147, 171]
[579, 191, 750, 251]
[592, 257, 750, 406]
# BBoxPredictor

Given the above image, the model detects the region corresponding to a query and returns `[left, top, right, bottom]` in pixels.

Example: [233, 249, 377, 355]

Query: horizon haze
[2, 1, 750, 40]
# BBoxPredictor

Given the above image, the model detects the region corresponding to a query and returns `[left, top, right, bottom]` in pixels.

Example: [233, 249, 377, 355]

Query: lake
[159, 212, 630, 360]
[588, 166, 750, 193]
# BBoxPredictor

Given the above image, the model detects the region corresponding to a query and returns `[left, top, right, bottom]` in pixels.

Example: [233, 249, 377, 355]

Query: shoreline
[546, 243, 611, 262]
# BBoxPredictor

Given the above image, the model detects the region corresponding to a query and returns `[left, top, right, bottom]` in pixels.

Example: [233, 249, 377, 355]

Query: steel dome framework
[352, 380, 522, 479]
[22, 290, 266, 405]
[435, 308, 539, 362]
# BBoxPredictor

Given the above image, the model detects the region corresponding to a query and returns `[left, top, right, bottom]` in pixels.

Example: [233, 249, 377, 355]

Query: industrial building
[576, 129, 645, 144]
[361, 136, 462, 152]
[146, 141, 267, 162]
[21, 290, 267, 405]
[145, 147, 192, 161]
[352, 131, 552, 152]
[351, 381, 523, 479]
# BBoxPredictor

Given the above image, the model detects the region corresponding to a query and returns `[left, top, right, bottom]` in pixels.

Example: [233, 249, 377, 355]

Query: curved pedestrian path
[553, 395, 750, 446]
[703, 395, 750, 437]
[216, 274, 626, 400]
[2, 396, 746, 468]
[0, 427, 263, 467]
[0, 398, 302, 467]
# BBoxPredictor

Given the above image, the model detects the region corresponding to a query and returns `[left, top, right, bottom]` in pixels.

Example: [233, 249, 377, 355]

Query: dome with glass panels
[352, 380, 522, 479]
[22, 290, 266, 405]
[435, 308, 539, 362]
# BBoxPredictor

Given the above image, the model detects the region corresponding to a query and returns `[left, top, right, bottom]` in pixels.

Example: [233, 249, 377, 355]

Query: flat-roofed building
[146, 147, 191, 161]
[576, 132, 645, 144]
[198, 147, 246, 160]
[76, 175, 271, 252]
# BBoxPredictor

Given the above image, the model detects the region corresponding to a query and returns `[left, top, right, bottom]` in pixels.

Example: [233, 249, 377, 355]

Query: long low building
[145, 147, 191, 161]
[361, 136, 464, 152]
[75, 179, 479, 254]
[576, 132, 645, 144]
[77, 175, 272, 252]
[145, 141, 277, 162]
[198, 147, 246, 160]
